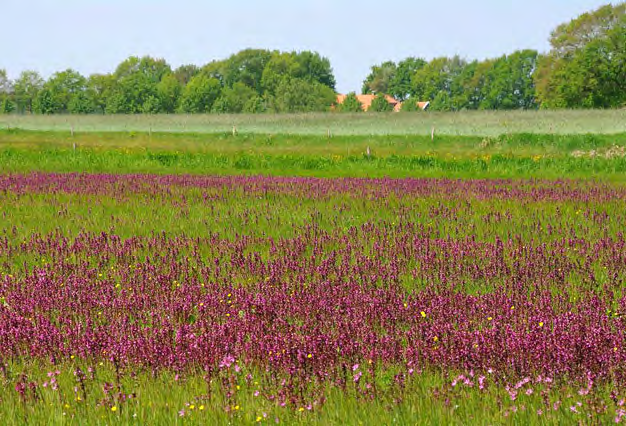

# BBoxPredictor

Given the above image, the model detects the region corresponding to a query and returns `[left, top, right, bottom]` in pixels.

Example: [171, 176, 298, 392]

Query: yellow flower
[511, 306, 514, 310]
[298, 407, 305, 412]
[433, 336, 438, 342]
[256, 416, 263, 422]
[70, 355, 75, 359]
[403, 303, 408, 308]
[111, 406, 117, 412]
[488, 317, 493, 321]
[539, 322, 544, 327]
[420, 311, 426, 318]
[199, 405, 205, 411]
[234, 405, 240, 411]
[307, 354, 313, 358]
[64, 404, 70, 409]
[190, 405, 195, 410]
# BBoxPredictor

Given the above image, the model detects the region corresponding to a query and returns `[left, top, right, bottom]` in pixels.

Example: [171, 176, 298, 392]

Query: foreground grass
[4, 362, 616, 425]
[1, 109, 626, 136]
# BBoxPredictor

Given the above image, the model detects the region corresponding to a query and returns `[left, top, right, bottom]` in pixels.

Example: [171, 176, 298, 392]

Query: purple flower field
[1, 172, 626, 423]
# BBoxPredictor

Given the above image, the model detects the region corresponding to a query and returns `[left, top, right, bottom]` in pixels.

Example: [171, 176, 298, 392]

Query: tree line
[0, 3, 623, 115]
[360, 3, 624, 111]
[0, 50, 336, 115]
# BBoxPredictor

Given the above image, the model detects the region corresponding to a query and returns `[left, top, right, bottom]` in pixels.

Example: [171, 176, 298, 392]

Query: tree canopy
[534, 3, 625, 108]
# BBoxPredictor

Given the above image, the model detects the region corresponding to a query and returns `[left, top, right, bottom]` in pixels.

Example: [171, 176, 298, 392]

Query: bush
[369, 94, 394, 112]
[338, 92, 363, 112]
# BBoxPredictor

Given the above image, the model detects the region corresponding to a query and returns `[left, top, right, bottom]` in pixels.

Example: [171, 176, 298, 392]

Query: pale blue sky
[2, 0, 614, 92]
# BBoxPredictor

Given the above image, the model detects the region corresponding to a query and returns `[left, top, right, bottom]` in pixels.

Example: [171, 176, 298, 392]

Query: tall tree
[179, 74, 222, 113]
[222, 49, 273, 93]
[173, 64, 200, 85]
[261, 52, 301, 95]
[212, 82, 257, 113]
[362, 61, 397, 95]
[87, 74, 118, 114]
[534, 3, 626, 108]
[114, 56, 171, 83]
[34, 69, 87, 114]
[0, 97, 15, 114]
[369, 94, 394, 112]
[294, 51, 336, 89]
[269, 77, 335, 113]
[337, 92, 363, 112]
[157, 73, 182, 113]
[13, 71, 44, 114]
[389, 57, 427, 100]
[0, 69, 12, 99]
[411, 56, 467, 111]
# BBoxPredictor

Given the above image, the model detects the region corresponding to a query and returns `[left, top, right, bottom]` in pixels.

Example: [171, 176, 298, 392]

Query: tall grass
[1, 109, 626, 136]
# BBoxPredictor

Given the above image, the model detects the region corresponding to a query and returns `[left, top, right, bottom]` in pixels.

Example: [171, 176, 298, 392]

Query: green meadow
[1, 127, 625, 180]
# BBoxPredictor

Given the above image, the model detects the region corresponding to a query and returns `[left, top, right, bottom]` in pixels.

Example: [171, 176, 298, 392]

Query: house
[335, 94, 429, 112]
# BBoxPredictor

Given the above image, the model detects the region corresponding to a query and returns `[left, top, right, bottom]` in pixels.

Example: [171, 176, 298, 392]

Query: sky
[1, 0, 616, 93]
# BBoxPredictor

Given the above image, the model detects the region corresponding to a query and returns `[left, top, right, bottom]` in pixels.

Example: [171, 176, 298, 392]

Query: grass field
[1, 109, 626, 136]
[1, 114, 626, 425]
[1, 128, 625, 181]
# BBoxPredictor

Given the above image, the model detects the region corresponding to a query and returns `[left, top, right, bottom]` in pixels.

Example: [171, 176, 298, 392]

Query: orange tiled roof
[335, 94, 402, 111]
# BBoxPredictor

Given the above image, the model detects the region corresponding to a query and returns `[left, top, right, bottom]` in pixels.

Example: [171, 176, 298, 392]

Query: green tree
[141, 95, 163, 114]
[212, 82, 257, 113]
[33, 88, 56, 114]
[202, 60, 227, 85]
[87, 74, 117, 113]
[262, 51, 337, 96]
[362, 61, 397, 94]
[411, 56, 467, 111]
[294, 51, 336, 89]
[269, 77, 335, 113]
[535, 3, 625, 108]
[179, 74, 222, 113]
[369, 94, 393, 112]
[0, 97, 15, 114]
[389, 57, 427, 100]
[222, 49, 273, 93]
[338, 92, 363, 112]
[68, 91, 96, 114]
[157, 73, 182, 113]
[173, 64, 200, 85]
[114, 56, 171, 83]
[0, 69, 12, 99]
[549, 3, 625, 58]
[243, 95, 267, 113]
[108, 73, 156, 113]
[399, 98, 423, 112]
[110, 56, 171, 113]
[261, 52, 302, 95]
[13, 70, 44, 114]
[34, 69, 87, 114]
